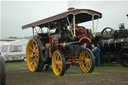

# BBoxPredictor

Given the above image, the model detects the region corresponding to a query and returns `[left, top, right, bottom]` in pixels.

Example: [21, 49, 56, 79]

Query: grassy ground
[6, 62, 128, 85]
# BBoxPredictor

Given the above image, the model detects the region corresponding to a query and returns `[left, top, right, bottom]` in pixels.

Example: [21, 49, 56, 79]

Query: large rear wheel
[79, 48, 95, 73]
[52, 50, 66, 76]
[26, 39, 44, 72]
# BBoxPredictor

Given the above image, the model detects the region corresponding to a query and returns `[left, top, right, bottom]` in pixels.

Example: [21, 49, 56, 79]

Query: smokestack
[68, 7, 75, 11]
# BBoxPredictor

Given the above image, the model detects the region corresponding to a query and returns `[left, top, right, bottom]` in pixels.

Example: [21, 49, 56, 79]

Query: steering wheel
[101, 27, 114, 37]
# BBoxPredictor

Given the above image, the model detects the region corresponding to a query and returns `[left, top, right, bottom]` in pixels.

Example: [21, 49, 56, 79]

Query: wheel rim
[52, 51, 62, 76]
[101, 27, 114, 35]
[79, 50, 92, 72]
[26, 40, 39, 72]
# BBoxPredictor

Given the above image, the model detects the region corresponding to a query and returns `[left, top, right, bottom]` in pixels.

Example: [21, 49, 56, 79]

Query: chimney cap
[68, 7, 75, 11]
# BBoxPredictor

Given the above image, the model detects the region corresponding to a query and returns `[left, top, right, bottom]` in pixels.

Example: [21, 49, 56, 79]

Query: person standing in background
[91, 44, 101, 66]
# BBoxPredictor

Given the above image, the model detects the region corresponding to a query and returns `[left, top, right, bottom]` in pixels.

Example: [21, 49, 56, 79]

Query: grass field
[6, 62, 128, 85]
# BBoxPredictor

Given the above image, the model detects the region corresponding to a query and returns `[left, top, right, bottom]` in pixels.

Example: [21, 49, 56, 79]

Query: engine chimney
[119, 23, 125, 30]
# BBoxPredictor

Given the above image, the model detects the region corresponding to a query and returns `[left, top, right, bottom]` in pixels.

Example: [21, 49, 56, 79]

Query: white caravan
[0, 39, 29, 62]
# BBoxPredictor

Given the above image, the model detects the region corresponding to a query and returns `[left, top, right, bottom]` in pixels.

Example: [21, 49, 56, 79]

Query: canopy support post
[95, 18, 99, 36]
[32, 27, 35, 39]
[48, 23, 50, 37]
[41, 28, 43, 33]
[73, 14, 76, 37]
[92, 15, 95, 37]
[67, 17, 71, 26]
[51, 22, 61, 31]
[48, 23, 51, 58]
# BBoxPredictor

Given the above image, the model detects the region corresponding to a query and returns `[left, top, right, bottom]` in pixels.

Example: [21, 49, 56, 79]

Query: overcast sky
[1, 0, 128, 39]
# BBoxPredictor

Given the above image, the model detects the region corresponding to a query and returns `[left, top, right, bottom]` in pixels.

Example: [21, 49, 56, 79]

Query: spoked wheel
[26, 39, 44, 72]
[101, 27, 114, 37]
[79, 48, 95, 73]
[52, 50, 66, 76]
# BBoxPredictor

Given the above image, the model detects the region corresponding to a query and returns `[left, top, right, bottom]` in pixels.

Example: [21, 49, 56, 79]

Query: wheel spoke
[28, 54, 32, 57]
[105, 30, 108, 34]
[33, 61, 37, 69]
[33, 45, 36, 52]
[58, 61, 62, 67]
[30, 59, 35, 66]
[58, 67, 61, 73]
[35, 52, 38, 57]
[32, 41, 35, 47]
[29, 47, 33, 52]
[35, 56, 38, 62]
[57, 55, 60, 60]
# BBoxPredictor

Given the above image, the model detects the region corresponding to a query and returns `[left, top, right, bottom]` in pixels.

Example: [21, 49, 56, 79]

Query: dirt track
[6, 62, 128, 85]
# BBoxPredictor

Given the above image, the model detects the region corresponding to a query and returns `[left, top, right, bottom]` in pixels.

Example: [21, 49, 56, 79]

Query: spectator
[81, 43, 87, 48]
[91, 44, 101, 66]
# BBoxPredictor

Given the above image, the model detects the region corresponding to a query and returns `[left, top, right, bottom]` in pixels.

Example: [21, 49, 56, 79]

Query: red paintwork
[76, 26, 87, 37]
[38, 26, 92, 64]
[99, 34, 107, 39]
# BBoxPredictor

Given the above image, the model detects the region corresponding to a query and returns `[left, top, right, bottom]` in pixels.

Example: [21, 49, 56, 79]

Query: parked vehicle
[0, 39, 28, 62]
[0, 55, 6, 85]
[96, 14, 128, 67]
[22, 8, 102, 76]
[0, 39, 15, 51]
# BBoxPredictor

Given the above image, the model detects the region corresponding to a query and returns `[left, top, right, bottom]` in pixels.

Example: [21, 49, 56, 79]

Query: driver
[60, 26, 72, 41]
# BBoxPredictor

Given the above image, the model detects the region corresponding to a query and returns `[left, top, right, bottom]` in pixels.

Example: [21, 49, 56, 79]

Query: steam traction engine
[97, 14, 128, 67]
[22, 8, 102, 76]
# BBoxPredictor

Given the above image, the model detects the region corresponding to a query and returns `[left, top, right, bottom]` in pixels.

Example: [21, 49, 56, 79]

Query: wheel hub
[55, 61, 58, 65]
[85, 58, 90, 65]
[31, 52, 35, 58]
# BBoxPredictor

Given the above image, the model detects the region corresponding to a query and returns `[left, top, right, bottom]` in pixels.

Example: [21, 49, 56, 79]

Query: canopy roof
[22, 9, 102, 29]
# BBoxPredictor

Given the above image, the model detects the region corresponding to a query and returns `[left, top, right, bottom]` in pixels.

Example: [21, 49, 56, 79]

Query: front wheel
[79, 48, 95, 73]
[52, 50, 66, 76]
